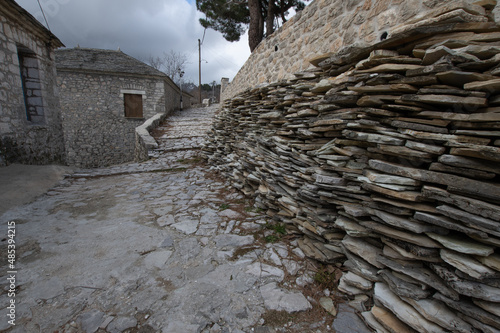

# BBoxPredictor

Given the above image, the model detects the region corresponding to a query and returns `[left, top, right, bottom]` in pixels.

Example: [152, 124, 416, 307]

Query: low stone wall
[205, 4, 500, 332]
[135, 112, 167, 162]
[222, 0, 500, 101]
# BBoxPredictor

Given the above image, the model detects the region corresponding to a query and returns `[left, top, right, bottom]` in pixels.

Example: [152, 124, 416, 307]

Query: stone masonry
[222, 0, 500, 101]
[0, 0, 65, 165]
[205, 1, 500, 332]
[56, 48, 184, 168]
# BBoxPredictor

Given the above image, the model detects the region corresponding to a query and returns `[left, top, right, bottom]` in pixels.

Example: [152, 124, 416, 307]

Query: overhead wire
[37, 0, 51, 31]
[198, 27, 246, 68]
[203, 45, 242, 68]
[201, 27, 207, 45]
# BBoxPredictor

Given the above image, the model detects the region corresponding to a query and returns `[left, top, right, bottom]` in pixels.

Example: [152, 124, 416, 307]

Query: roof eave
[1, 0, 65, 49]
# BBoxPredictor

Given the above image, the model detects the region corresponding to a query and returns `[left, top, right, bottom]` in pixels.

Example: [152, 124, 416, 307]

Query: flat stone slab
[246, 262, 285, 281]
[144, 250, 173, 269]
[214, 234, 255, 248]
[171, 219, 199, 234]
[78, 310, 106, 333]
[106, 317, 138, 333]
[319, 297, 337, 316]
[332, 304, 373, 333]
[260, 282, 312, 312]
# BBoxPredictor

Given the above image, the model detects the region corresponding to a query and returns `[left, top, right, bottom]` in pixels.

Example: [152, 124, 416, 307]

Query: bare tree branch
[144, 51, 189, 85]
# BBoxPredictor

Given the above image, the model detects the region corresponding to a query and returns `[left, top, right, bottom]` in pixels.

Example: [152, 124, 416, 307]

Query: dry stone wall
[222, 0, 500, 102]
[205, 2, 500, 332]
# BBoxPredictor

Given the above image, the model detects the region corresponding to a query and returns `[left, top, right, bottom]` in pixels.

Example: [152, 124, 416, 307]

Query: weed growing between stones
[264, 222, 286, 235]
[219, 203, 230, 211]
[313, 264, 341, 291]
[244, 206, 263, 213]
[263, 222, 287, 243]
[264, 234, 279, 243]
[261, 310, 295, 327]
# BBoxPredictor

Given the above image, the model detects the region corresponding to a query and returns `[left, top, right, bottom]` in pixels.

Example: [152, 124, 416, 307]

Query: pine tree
[196, 0, 307, 52]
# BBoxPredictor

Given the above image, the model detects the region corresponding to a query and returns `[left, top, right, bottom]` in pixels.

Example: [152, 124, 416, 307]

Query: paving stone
[171, 219, 199, 234]
[263, 249, 282, 266]
[282, 259, 300, 275]
[0, 309, 12, 331]
[218, 209, 243, 219]
[159, 236, 174, 248]
[332, 304, 372, 333]
[144, 250, 173, 269]
[77, 310, 105, 333]
[157, 214, 175, 227]
[29, 277, 65, 301]
[106, 317, 138, 333]
[260, 282, 312, 312]
[214, 234, 255, 248]
[246, 263, 285, 281]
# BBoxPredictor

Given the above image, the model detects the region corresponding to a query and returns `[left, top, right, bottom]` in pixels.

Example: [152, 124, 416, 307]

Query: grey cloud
[16, 0, 250, 84]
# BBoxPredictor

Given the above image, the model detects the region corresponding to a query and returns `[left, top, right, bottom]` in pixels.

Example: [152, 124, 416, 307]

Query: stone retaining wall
[205, 2, 500, 331]
[222, 0, 500, 102]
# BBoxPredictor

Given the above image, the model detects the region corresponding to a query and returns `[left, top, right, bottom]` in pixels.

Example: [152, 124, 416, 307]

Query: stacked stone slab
[204, 2, 500, 332]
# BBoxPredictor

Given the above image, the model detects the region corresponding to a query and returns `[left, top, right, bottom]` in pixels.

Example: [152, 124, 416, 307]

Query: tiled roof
[55, 48, 169, 78]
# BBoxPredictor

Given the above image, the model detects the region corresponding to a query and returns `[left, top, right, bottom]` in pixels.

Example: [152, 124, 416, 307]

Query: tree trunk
[248, 0, 263, 52]
[266, 0, 275, 37]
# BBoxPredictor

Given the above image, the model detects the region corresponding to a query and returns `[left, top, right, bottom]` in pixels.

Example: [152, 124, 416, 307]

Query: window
[17, 46, 44, 123]
[124, 93, 143, 118]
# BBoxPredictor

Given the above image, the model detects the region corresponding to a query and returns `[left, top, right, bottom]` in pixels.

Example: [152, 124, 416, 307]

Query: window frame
[17, 45, 45, 124]
[123, 92, 144, 119]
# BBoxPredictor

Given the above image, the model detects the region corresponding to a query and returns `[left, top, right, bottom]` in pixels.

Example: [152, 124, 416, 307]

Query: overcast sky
[16, 0, 252, 85]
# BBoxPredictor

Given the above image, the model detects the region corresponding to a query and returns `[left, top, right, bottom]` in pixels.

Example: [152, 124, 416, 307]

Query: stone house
[56, 47, 187, 168]
[0, 0, 66, 166]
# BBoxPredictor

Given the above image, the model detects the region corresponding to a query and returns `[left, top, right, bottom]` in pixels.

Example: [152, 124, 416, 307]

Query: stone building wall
[222, 0, 500, 101]
[206, 1, 500, 332]
[0, 3, 65, 165]
[182, 91, 194, 109]
[164, 77, 183, 113]
[57, 71, 174, 168]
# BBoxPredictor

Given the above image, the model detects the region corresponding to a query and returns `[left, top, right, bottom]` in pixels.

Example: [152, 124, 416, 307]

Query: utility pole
[212, 80, 216, 103]
[178, 68, 184, 111]
[198, 39, 202, 104]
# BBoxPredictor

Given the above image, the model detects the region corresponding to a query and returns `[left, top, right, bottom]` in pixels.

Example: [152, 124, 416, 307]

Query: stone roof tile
[55, 48, 168, 78]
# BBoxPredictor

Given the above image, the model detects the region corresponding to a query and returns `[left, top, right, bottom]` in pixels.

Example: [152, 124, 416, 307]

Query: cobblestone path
[0, 106, 371, 333]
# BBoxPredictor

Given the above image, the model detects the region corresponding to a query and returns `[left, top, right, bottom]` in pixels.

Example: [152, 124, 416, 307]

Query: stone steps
[149, 106, 217, 154]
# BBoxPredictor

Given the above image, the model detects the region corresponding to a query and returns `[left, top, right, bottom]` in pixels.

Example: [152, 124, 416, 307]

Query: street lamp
[178, 68, 184, 111]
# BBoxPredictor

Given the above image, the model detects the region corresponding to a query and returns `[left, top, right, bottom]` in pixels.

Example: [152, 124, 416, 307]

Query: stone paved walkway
[0, 106, 371, 333]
